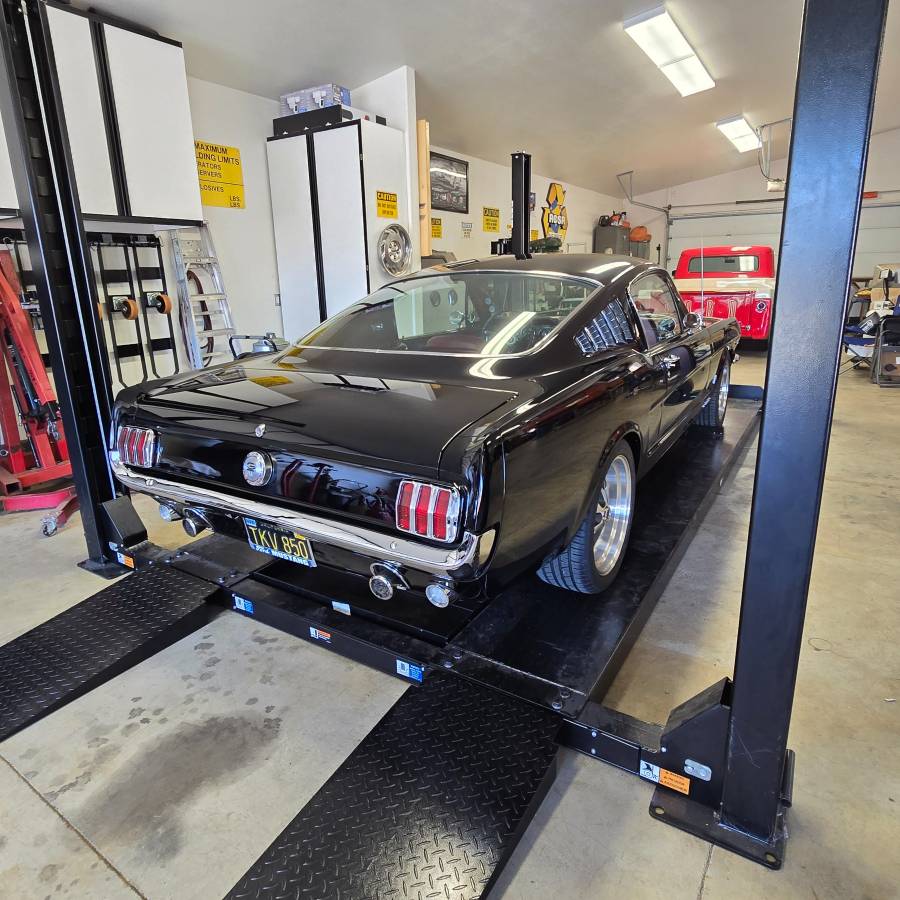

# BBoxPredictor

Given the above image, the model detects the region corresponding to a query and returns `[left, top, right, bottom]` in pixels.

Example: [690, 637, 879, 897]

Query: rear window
[295, 272, 597, 356]
[687, 255, 759, 274]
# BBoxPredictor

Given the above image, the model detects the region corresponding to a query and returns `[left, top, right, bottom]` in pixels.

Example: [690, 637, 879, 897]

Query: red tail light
[395, 480, 461, 543]
[115, 425, 157, 468]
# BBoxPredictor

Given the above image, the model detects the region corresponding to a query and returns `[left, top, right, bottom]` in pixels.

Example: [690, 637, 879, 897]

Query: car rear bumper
[111, 459, 495, 580]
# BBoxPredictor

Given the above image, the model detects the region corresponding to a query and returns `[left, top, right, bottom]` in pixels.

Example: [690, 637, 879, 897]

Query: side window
[629, 273, 683, 347]
[574, 297, 637, 354]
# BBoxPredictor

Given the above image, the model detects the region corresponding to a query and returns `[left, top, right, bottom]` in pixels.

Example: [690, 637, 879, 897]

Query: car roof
[412, 253, 654, 288]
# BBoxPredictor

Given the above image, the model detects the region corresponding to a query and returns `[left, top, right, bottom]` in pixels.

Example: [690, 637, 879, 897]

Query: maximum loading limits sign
[195, 140, 244, 208]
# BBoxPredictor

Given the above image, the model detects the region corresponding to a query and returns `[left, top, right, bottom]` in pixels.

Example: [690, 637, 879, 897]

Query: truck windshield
[294, 272, 597, 356]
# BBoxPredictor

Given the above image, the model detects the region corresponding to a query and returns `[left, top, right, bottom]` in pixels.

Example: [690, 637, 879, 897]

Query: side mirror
[684, 311, 703, 330]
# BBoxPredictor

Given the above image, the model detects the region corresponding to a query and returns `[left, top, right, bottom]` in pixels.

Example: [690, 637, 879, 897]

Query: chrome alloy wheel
[718, 359, 730, 421]
[593, 454, 634, 576]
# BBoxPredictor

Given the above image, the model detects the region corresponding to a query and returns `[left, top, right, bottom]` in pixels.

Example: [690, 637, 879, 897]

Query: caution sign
[639, 760, 691, 796]
[195, 140, 244, 209]
[431, 217, 442, 239]
[376, 191, 398, 218]
[530, 228, 539, 241]
[482, 206, 500, 232]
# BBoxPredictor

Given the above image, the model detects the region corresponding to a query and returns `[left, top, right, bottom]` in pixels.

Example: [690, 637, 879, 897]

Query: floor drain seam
[0, 753, 148, 899]
[696, 843, 714, 900]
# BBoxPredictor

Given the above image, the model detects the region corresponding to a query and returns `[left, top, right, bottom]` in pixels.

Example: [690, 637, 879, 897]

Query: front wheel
[695, 354, 731, 428]
[537, 439, 636, 594]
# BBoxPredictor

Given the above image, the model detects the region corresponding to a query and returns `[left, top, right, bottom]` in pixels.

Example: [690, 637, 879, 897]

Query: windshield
[295, 272, 597, 356]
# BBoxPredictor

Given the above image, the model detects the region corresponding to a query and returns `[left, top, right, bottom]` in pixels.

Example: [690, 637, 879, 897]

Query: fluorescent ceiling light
[660, 55, 715, 96]
[716, 115, 762, 152]
[624, 6, 714, 97]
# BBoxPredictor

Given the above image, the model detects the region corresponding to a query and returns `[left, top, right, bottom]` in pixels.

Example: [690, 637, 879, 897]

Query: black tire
[537, 439, 636, 594]
[695, 353, 731, 428]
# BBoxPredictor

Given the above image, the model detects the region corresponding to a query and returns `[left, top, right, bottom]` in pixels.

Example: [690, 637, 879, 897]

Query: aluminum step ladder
[168, 224, 236, 369]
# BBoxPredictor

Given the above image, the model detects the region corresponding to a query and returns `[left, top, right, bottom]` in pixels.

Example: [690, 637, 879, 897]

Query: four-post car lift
[0, 0, 889, 896]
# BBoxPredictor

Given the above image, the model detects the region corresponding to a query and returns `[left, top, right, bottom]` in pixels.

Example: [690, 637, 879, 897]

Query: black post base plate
[649, 789, 788, 869]
[77, 556, 129, 580]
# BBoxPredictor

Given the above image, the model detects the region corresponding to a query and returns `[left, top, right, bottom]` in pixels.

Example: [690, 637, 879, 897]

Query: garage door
[668, 202, 900, 280]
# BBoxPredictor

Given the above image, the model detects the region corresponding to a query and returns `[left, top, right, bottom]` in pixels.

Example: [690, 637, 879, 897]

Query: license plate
[243, 517, 317, 567]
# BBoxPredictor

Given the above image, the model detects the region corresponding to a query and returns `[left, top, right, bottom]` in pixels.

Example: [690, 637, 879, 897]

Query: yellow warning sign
[659, 768, 691, 795]
[195, 140, 245, 209]
[376, 191, 398, 218]
[431, 217, 443, 239]
[530, 228, 539, 241]
[483, 206, 500, 232]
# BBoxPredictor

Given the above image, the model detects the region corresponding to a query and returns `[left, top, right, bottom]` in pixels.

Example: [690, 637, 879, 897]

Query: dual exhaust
[159, 503, 457, 609]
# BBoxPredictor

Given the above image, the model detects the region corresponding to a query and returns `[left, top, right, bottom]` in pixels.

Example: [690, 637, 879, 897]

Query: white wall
[631, 126, 900, 272]
[186, 77, 283, 336]
[428, 146, 622, 261]
[351, 66, 420, 270]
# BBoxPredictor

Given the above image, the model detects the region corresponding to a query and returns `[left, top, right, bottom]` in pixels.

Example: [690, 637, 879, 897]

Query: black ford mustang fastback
[111, 255, 739, 608]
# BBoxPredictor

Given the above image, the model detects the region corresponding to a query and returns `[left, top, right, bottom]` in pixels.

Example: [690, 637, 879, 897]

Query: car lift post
[650, 0, 888, 864]
[0, 0, 143, 570]
[511, 150, 532, 260]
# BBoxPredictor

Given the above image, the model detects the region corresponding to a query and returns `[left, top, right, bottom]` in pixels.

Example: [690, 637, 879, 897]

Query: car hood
[130, 357, 518, 472]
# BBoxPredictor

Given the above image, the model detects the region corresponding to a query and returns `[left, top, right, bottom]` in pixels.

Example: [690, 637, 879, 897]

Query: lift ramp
[227, 670, 561, 900]
[0, 565, 219, 742]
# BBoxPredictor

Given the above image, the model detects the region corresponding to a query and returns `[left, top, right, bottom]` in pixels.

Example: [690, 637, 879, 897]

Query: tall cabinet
[267, 119, 411, 341]
[0, 2, 201, 223]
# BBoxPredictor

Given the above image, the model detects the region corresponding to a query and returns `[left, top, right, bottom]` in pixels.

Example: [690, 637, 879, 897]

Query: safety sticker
[116, 551, 134, 569]
[332, 601, 351, 616]
[396, 659, 424, 682]
[482, 206, 500, 232]
[640, 760, 690, 795]
[309, 626, 332, 643]
[233, 596, 254, 615]
[376, 190, 398, 218]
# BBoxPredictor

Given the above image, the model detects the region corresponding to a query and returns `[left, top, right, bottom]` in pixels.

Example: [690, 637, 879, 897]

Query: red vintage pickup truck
[673, 245, 775, 341]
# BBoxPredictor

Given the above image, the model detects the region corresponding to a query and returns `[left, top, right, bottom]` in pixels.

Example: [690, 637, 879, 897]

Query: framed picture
[430, 152, 469, 214]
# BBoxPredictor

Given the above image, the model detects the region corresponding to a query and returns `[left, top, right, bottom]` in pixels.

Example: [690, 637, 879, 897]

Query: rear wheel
[695, 353, 731, 428]
[537, 440, 636, 594]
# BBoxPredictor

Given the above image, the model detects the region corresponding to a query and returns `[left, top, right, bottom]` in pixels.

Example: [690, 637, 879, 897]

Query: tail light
[395, 480, 461, 543]
[115, 424, 157, 468]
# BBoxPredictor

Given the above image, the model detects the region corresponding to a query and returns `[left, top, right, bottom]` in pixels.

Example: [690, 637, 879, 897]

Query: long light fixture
[623, 6, 715, 97]
[716, 115, 762, 152]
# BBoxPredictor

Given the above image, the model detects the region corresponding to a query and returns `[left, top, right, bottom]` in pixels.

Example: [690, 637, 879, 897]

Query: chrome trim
[112, 458, 490, 578]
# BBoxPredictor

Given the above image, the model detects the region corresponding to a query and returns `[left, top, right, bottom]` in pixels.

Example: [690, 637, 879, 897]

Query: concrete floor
[1, 350, 898, 899]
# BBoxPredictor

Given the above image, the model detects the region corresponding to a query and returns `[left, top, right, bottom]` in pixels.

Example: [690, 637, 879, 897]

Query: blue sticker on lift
[233, 596, 254, 615]
[396, 659, 424, 682]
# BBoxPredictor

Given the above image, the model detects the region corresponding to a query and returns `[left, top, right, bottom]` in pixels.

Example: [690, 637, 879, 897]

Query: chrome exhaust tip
[182, 511, 208, 537]
[158, 502, 182, 522]
[369, 562, 409, 600]
[426, 581, 457, 608]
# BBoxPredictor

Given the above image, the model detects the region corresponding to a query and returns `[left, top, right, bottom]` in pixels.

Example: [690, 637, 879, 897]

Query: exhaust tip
[426, 582, 457, 608]
[369, 574, 394, 601]
[182, 512, 207, 537]
[159, 503, 181, 522]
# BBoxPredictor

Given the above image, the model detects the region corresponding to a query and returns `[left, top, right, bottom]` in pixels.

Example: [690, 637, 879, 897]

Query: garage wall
[631, 127, 900, 278]
[186, 77, 283, 336]
[429, 146, 621, 261]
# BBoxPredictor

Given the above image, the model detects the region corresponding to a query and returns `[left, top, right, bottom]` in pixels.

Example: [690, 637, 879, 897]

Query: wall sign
[482, 206, 500, 233]
[431, 217, 443, 239]
[195, 140, 244, 208]
[541, 182, 569, 242]
[461, 221, 473, 239]
[530, 228, 539, 242]
[376, 190, 398, 218]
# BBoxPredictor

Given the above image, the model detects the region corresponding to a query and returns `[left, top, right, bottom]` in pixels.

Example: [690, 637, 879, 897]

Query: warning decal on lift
[639, 760, 691, 795]
[195, 140, 245, 209]
[376, 191, 398, 218]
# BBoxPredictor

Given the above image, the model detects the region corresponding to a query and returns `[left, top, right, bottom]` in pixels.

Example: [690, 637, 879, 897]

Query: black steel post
[0, 0, 120, 567]
[511, 151, 532, 260]
[723, 0, 887, 841]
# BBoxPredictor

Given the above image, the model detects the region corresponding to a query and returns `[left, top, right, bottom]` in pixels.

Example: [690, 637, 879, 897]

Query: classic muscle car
[673, 245, 775, 341]
[110, 255, 739, 607]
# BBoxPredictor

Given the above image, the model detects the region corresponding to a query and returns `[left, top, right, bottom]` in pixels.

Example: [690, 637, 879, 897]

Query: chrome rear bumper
[111, 459, 494, 579]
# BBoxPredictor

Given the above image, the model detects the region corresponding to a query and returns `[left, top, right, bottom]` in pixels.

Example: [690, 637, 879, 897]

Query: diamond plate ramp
[0, 565, 220, 742]
[227, 670, 561, 900]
